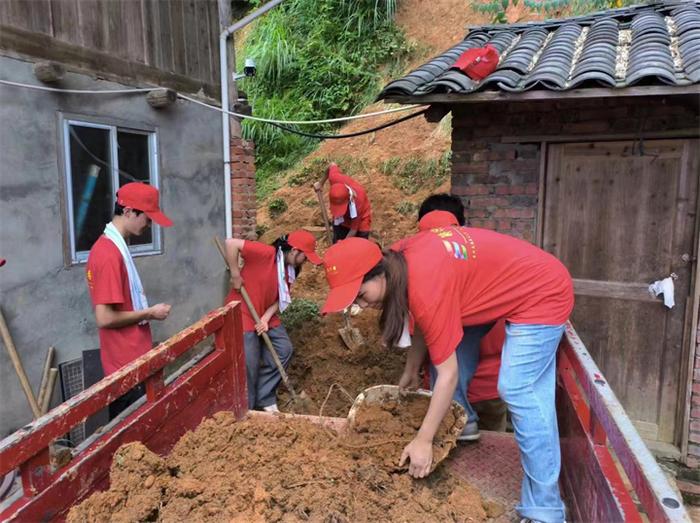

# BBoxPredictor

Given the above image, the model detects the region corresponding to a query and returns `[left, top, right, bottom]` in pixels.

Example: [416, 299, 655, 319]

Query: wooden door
[543, 139, 698, 447]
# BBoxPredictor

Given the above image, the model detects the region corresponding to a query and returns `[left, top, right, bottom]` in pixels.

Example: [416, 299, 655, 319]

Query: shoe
[457, 420, 480, 441]
[262, 404, 280, 413]
[520, 519, 567, 523]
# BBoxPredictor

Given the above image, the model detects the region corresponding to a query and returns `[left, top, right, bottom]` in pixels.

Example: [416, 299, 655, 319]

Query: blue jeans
[498, 322, 566, 523]
[243, 325, 294, 409]
[429, 324, 493, 423]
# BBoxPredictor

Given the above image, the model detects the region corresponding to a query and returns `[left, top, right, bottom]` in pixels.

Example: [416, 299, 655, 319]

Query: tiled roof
[378, 0, 700, 99]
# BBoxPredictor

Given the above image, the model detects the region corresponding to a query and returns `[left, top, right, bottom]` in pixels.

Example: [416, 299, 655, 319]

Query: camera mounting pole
[218, 0, 285, 239]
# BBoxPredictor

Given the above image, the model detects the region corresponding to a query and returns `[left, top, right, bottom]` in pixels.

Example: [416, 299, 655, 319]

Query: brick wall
[450, 94, 700, 466]
[229, 137, 257, 239]
[451, 94, 698, 242]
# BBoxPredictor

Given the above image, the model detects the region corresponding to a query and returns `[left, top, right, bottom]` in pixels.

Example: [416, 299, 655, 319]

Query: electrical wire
[69, 127, 140, 183]
[176, 92, 425, 125]
[0, 78, 424, 126]
[266, 108, 429, 139]
[0, 78, 153, 94]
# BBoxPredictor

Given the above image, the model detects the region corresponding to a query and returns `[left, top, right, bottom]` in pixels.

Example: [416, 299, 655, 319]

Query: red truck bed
[0, 303, 691, 521]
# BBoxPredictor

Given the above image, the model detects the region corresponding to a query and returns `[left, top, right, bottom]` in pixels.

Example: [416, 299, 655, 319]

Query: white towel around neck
[103, 222, 149, 322]
[276, 247, 294, 312]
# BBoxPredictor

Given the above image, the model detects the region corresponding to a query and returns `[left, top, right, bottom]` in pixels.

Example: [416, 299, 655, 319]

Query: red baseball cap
[117, 183, 173, 227]
[418, 210, 459, 231]
[321, 238, 382, 314]
[329, 183, 349, 218]
[287, 229, 322, 265]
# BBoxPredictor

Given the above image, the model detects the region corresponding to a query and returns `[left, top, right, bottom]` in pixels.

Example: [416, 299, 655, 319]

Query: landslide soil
[260, 0, 547, 417]
[68, 405, 488, 523]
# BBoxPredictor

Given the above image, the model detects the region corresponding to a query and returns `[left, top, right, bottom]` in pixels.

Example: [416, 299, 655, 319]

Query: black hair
[417, 193, 465, 225]
[114, 202, 143, 216]
[271, 235, 302, 277]
[362, 250, 409, 348]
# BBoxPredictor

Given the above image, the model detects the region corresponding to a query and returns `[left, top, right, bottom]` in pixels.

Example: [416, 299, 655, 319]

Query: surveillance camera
[243, 58, 256, 78]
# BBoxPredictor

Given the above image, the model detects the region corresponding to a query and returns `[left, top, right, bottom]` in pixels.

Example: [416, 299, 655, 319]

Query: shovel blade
[339, 327, 364, 350]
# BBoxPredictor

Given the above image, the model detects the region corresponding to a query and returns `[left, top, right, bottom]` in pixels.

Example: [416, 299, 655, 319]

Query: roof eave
[383, 84, 700, 105]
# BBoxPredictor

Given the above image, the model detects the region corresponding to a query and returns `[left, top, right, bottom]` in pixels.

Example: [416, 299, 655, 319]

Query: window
[62, 119, 161, 263]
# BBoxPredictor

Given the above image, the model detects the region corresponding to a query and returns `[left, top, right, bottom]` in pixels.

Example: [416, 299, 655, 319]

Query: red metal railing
[558, 322, 690, 523]
[0, 302, 246, 522]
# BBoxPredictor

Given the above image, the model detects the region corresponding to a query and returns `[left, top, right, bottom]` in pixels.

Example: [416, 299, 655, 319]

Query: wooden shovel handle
[0, 308, 41, 417]
[314, 187, 333, 244]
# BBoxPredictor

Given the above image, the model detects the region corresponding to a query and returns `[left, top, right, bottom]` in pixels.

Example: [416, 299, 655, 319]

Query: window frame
[60, 115, 162, 264]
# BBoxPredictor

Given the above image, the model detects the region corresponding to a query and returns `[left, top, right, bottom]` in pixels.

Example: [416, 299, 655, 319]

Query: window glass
[117, 131, 152, 246]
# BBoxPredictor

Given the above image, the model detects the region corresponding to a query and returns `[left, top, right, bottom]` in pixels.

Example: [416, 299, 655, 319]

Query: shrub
[395, 201, 418, 216]
[268, 198, 288, 219]
[240, 0, 410, 184]
[281, 298, 320, 330]
[388, 152, 451, 195]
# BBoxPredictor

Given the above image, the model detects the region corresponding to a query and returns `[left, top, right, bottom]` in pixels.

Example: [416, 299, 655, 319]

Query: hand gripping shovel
[214, 237, 314, 413]
[313, 186, 365, 350]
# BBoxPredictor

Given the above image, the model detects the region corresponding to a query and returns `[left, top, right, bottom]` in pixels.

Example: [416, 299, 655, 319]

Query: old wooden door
[543, 139, 698, 448]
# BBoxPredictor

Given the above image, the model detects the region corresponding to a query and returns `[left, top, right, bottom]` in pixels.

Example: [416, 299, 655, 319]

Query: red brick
[497, 219, 511, 230]
[692, 383, 700, 395]
[691, 421, 700, 433]
[691, 407, 700, 419]
[493, 208, 536, 219]
[452, 184, 490, 196]
[690, 431, 700, 444]
[469, 196, 510, 208]
[687, 454, 700, 469]
[525, 183, 539, 195]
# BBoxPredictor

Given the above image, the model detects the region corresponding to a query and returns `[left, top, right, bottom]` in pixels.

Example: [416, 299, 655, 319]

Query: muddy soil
[68, 407, 492, 523]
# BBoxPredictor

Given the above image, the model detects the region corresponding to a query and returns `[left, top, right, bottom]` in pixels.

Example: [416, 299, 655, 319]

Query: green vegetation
[238, 0, 411, 197]
[382, 151, 451, 195]
[268, 197, 288, 219]
[395, 201, 418, 216]
[281, 298, 321, 330]
[472, 0, 644, 24]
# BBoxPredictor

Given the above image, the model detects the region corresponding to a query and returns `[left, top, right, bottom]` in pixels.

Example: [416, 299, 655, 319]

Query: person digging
[320, 232, 573, 523]
[313, 163, 372, 243]
[224, 230, 321, 412]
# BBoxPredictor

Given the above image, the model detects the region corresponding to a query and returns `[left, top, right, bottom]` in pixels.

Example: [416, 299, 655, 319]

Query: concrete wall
[0, 54, 229, 434]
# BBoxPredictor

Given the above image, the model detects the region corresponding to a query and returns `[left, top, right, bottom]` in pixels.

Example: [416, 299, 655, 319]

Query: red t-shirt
[86, 236, 153, 376]
[396, 227, 573, 365]
[328, 164, 372, 232]
[225, 241, 283, 332]
[468, 319, 505, 403]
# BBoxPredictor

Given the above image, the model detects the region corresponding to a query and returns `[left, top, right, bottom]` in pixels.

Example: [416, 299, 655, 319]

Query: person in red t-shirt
[417, 194, 507, 433]
[225, 230, 321, 412]
[86, 182, 173, 419]
[321, 233, 573, 523]
[313, 163, 371, 243]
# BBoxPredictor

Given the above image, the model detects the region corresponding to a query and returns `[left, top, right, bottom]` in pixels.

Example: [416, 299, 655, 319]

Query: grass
[281, 298, 320, 330]
[238, 0, 411, 197]
[268, 198, 288, 219]
[382, 151, 452, 195]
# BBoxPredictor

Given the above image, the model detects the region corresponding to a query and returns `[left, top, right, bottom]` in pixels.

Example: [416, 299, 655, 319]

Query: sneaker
[262, 404, 280, 413]
[520, 519, 567, 523]
[457, 420, 480, 441]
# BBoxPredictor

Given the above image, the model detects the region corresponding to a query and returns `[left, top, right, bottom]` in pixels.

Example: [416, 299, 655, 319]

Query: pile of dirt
[346, 391, 465, 472]
[68, 410, 492, 523]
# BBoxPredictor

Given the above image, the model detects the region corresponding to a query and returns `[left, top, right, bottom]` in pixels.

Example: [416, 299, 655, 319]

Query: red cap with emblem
[321, 238, 382, 314]
[287, 229, 322, 265]
[117, 182, 173, 227]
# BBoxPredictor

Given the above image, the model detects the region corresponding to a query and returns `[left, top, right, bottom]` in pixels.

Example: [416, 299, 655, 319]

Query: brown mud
[68, 407, 492, 523]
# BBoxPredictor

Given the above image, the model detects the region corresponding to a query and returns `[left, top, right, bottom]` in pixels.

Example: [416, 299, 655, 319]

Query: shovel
[213, 237, 314, 413]
[313, 186, 365, 350]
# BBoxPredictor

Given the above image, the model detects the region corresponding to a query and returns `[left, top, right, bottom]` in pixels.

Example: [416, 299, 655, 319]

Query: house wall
[0, 54, 229, 434]
[450, 94, 700, 463]
[0, 0, 221, 97]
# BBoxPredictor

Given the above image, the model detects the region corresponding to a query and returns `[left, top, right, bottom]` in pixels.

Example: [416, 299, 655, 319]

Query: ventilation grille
[58, 358, 85, 445]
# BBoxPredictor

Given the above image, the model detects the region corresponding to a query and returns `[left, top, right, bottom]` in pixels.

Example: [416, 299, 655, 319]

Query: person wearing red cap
[321, 232, 573, 523]
[417, 194, 508, 434]
[313, 163, 371, 243]
[86, 182, 173, 419]
[225, 230, 321, 412]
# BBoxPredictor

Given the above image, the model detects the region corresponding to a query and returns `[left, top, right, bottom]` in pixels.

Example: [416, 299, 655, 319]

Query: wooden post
[146, 88, 177, 109]
[37, 346, 55, 409]
[40, 369, 58, 415]
[0, 308, 41, 418]
[33, 62, 65, 83]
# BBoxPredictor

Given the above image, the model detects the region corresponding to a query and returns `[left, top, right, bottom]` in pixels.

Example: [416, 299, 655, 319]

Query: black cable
[265, 108, 429, 139]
